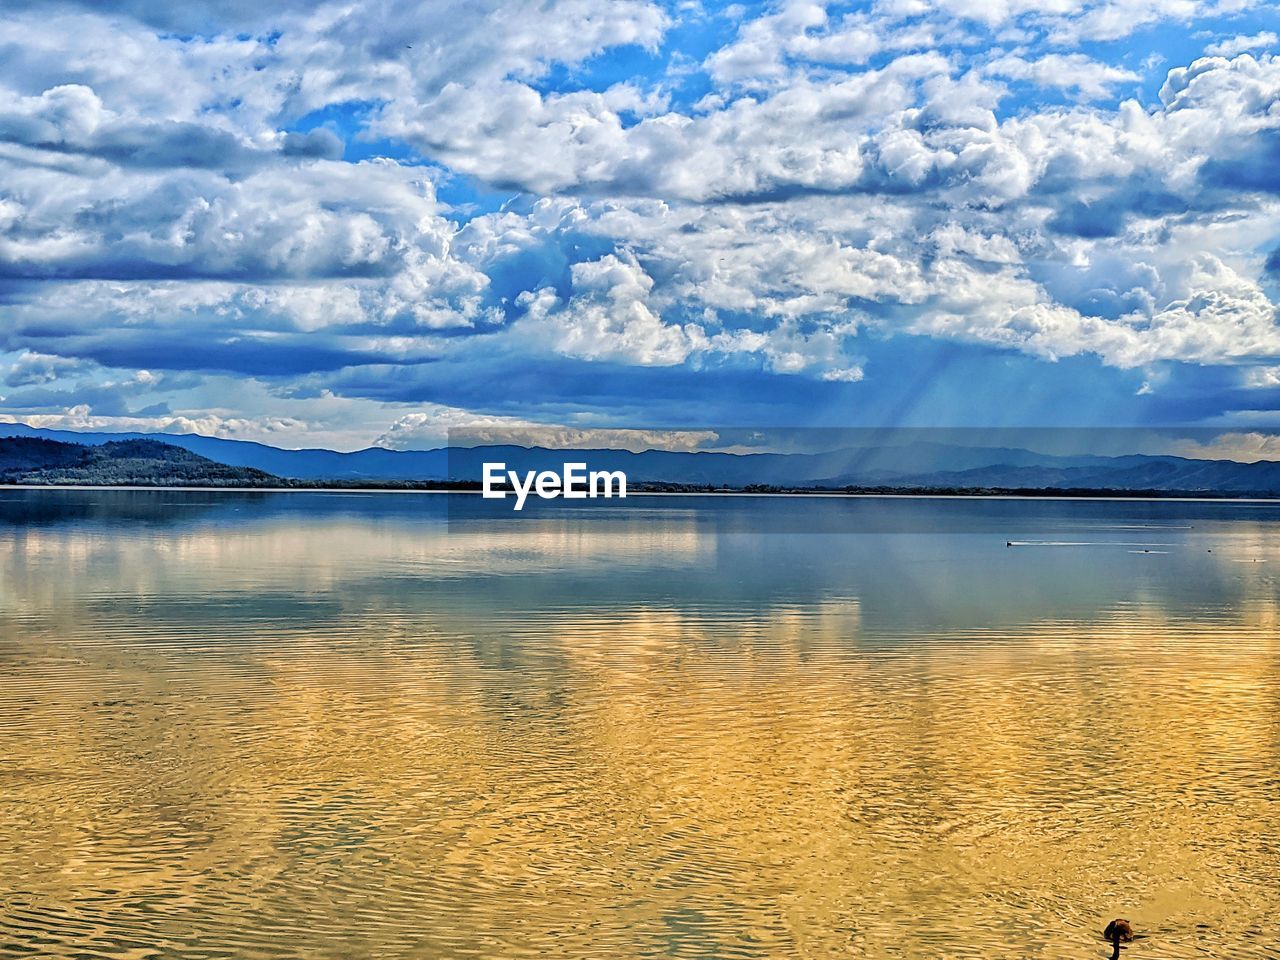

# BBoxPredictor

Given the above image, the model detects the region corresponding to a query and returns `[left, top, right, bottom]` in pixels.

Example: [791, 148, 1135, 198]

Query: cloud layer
[1, 0, 1279, 448]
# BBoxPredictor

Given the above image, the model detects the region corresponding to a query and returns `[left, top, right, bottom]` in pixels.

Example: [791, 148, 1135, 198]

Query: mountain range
[3, 424, 1280, 494]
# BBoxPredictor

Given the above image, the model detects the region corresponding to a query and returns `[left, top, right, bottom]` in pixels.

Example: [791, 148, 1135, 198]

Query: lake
[1, 490, 1277, 958]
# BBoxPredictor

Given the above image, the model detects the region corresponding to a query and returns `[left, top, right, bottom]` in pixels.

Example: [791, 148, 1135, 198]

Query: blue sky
[1, 0, 1279, 453]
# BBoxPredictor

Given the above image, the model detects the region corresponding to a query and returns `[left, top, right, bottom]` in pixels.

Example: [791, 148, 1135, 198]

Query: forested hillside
[0, 437, 283, 486]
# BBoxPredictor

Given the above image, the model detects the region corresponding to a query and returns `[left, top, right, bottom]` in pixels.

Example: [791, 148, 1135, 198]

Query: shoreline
[4, 483, 1280, 504]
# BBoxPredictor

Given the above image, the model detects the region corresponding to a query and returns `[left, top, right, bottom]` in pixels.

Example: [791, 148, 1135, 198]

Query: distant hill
[0, 424, 447, 480]
[0, 437, 282, 487]
[2, 426, 1280, 495]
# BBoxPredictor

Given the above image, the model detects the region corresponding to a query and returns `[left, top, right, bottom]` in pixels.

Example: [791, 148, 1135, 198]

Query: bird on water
[1103, 919, 1133, 959]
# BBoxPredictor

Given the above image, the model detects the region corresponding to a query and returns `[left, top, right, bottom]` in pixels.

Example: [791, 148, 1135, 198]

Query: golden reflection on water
[2, 496, 1279, 959]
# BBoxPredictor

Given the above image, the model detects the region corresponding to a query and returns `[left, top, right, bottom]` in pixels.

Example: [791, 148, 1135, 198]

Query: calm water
[1, 490, 1278, 959]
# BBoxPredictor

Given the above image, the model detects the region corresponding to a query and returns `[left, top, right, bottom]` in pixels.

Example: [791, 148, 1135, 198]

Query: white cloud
[377, 410, 721, 452]
[1173, 431, 1280, 462]
[1243, 365, 1280, 388]
[0, 405, 309, 441]
[5, 351, 86, 387]
[822, 366, 865, 382]
[906, 254, 1280, 368]
[984, 53, 1141, 100]
[515, 252, 707, 366]
[1045, 0, 1201, 44]
[1205, 31, 1278, 57]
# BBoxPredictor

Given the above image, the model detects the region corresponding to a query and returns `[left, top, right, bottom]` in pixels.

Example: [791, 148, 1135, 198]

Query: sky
[1, 0, 1279, 452]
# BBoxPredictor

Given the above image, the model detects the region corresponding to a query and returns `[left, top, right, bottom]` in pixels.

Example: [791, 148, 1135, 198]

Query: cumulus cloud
[514, 252, 708, 366]
[0, 404, 309, 440]
[821, 366, 864, 382]
[377, 409, 721, 452]
[1173, 430, 1280, 462]
[1205, 31, 1278, 57]
[2, 1, 1280, 445]
[983, 54, 1141, 101]
[4, 351, 85, 386]
[0, 84, 343, 171]
[0, 156, 480, 286]
[1243, 365, 1280, 388]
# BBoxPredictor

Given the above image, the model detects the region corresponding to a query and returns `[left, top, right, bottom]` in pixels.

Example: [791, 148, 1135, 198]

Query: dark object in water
[1103, 919, 1133, 959]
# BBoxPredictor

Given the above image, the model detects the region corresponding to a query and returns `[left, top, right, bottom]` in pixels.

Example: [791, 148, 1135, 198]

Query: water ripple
[2, 492, 1279, 958]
